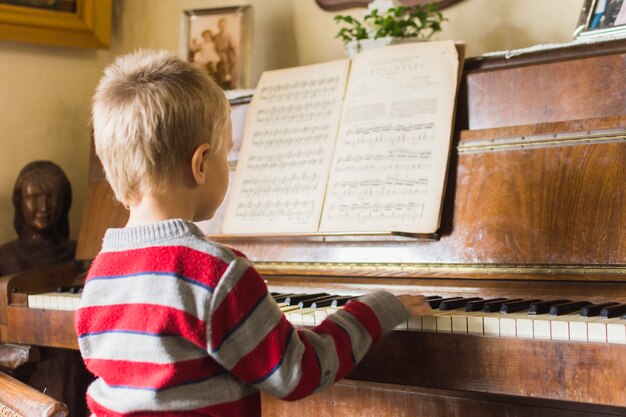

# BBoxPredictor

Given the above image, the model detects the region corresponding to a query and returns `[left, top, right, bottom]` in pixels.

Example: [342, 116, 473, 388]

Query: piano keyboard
[27, 290, 626, 344]
[27, 285, 82, 311]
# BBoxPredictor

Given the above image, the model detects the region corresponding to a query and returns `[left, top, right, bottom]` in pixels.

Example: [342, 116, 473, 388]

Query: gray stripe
[255, 330, 304, 397]
[209, 258, 252, 313]
[327, 310, 373, 363]
[79, 333, 206, 363]
[88, 373, 256, 413]
[305, 331, 339, 392]
[212, 293, 282, 367]
[79, 274, 210, 320]
[358, 291, 409, 333]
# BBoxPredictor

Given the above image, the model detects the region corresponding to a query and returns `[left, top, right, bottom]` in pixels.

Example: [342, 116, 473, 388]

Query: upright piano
[1, 39, 625, 416]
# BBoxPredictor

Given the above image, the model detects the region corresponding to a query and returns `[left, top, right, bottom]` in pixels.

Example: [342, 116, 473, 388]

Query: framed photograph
[180, 6, 252, 90]
[0, 0, 111, 48]
[574, 0, 626, 39]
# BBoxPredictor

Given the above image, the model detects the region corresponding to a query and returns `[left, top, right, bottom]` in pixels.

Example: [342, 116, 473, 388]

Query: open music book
[222, 40, 464, 236]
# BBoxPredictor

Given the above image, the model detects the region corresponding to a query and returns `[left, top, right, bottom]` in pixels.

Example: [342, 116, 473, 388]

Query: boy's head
[91, 49, 230, 207]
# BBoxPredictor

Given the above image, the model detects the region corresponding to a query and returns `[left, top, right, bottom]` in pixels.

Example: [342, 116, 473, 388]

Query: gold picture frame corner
[0, 0, 112, 49]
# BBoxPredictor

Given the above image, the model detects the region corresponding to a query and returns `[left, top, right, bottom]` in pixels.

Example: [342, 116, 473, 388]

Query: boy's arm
[207, 257, 410, 400]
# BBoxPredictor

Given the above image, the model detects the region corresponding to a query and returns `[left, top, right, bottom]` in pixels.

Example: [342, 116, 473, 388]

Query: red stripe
[282, 331, 321, 401]
[313, 319, 354, 381]
[210, 267, 268, 350]
[342, 300, 383, 342]
[230, 317, 292, 381]
[75, 304, 206, 348]
[83, 357, 223, 390]
[87, 246, 228, 288]
[87, 391, 260, 417]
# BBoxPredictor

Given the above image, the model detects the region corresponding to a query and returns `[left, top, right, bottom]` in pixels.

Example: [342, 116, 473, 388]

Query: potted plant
[334, 0, 447, 58]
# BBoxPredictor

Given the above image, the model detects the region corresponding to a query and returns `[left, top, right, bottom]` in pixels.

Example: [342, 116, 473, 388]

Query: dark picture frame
[314, 0, 464, 11]
[180, 6, 252, 90]
[574, 0, 626, 39]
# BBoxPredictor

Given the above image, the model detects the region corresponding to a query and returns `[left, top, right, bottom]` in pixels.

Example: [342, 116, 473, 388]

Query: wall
[293, 0, 585, 64]
[0, 0, 297, 245]
[0, 0, 585, 245]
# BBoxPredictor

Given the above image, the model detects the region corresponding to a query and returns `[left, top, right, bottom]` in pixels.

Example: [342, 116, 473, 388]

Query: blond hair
[92, 49, 229, 206]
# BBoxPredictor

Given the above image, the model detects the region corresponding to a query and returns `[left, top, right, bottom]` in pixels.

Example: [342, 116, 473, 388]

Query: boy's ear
[191, 143, 211, 185]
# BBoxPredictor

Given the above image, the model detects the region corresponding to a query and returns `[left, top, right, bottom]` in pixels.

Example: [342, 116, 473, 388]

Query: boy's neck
[126, 192, 195, 227]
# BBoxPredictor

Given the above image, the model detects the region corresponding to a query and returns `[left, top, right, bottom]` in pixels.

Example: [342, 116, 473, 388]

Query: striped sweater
[75, 219, 409, 416]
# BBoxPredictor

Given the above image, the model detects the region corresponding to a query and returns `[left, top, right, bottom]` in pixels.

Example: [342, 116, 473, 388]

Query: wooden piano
[1, 39, 625, 416]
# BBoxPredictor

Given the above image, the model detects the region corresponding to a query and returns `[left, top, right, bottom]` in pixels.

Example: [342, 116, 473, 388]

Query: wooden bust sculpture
[0, 161, 88, 417]
[0, 161, 76, 275]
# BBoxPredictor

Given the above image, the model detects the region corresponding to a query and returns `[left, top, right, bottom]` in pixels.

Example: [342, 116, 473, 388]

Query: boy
[75, 49, 430, 417]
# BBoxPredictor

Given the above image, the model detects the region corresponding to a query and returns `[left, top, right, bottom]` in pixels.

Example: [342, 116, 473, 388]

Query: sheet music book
[222, 40, 464, 235]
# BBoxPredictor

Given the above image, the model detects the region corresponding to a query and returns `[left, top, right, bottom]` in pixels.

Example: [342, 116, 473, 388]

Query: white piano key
[72, 296, 82, 310]
[303, 307, 333, 326]
[607, 319, 626, 344]
[515, 316, 534, 339]
[314, 307, 338, 325]
[289, 307, 317, 326]
[466, 312, 491, 335]
[27, 294, 41, 309]
[394, 321, 408, 331]
[451, 312, 471, 334]
[588, 318, 621, 343]
[407, 315, 422, 331]
[499, 312, 528, 338]
[483, 316, 501, 336]
[41, 292, 56, 310]
[550, 316, 572, 340]
[421, 314, 438, 332]
[569, 316, 602, 342]
[532, 314, 553, 340]
[436, 308, 466, 333]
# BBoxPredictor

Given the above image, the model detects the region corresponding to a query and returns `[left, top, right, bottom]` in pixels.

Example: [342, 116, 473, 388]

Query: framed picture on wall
[180, 6, 252, 90]
[574, 0, 626, 39]
[0, 0, 111, 48]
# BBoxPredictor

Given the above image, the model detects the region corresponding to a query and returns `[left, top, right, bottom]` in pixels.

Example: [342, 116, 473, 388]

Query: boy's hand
[396, 295, 432, 316]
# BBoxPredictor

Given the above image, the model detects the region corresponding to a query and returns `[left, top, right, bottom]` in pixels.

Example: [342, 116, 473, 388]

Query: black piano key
[429, 297, 463, 309]
[284, 293, 329, 306]
[311, 296, 355, 309]
[482, 299, 522, 313]
[580, 302, 620, 317]
[272, 293, 296, 303]
[465, 298, 507, 312]
[427, 295, 443, 300]
[439, 297, 482, 311]
[549, 301, 592, 316]
[500, 299, 541, 314]
[56, 285, 83, 294]
[298, 295, 337, 309]
[528, 299, 571, 315]
[600, 304, 626, 319]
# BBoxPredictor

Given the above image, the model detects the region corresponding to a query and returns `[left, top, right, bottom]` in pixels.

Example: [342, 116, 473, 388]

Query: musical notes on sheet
[222, 60, 350, 233]
[223, 41, 461, 235]
[319, 41, 460, 233]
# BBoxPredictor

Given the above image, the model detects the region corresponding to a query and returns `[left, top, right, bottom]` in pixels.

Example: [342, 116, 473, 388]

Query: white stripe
[101, 233, 237, 265]
[213, 293, 282, 367]
[79, 274, 210, 320]
[88, 373, 256, 413]
[79, 332, 206, 363]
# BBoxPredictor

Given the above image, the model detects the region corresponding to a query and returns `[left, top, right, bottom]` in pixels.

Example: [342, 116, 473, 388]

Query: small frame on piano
[180, 6, 252, 90]
[573, 0, 626, 40]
